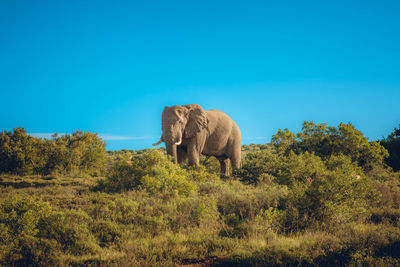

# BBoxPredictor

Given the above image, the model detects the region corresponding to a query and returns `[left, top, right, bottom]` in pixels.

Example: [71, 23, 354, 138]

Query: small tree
[271, 121, 388, 170]
[0, 128, 47, 175]
[380, 125, 400, 171]
[53, 131, 107, 176]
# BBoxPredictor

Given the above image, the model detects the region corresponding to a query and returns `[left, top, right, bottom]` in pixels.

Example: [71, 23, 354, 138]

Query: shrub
[278, 151, 328, 186]
[4, 235, 59, 267]
[238, 147, 282, 184]
[280, 153, 375, 231]
[42, 209, 100, 255]
[89, 194, 139, 224]
[336, 223, 400, 260]
[255, 207, 282, 231]
[185, 164, 220, 183]
[0, 195, 52, 240]
[0, 195, 59, 265]
[239, 150, 375, 231]
[370, 207, 400, 226]
[98, 150, 197, 196]
[91, 220, 122, 247]
[173, 195, 219, 231]
[380, 125, 400, 171]
[97, 160, 142, 193]
[217, 180, 288, 237]
[372, 179, 400, 209]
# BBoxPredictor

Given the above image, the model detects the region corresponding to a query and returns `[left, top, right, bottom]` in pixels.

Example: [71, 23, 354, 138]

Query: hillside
[1, 122, 400, 266]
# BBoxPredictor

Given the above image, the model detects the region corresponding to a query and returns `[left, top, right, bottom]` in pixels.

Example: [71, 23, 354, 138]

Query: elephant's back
[207, 110, 240, 130]
[206, 109, 241, 140]
[206, 109, 234, 122]
[206, 109, 240, 132]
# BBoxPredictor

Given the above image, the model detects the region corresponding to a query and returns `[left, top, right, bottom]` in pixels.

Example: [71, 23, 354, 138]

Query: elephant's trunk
[172, 143, 178, 164]
[166, 142, 178, 164]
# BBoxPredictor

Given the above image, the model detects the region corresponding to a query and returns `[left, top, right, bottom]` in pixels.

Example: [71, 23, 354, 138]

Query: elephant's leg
[227, 142, 242, 171]
[188, 152, 200, 165]
[177, 146, 188, 164]
[187, 144, 200, 166]
[230, 153, 241, 170]
[187, 135, 206, 166]
[218, 157, 230, 176]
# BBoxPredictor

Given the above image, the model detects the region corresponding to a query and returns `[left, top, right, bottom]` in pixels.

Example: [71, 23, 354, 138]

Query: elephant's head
[153, 104, 208, 164]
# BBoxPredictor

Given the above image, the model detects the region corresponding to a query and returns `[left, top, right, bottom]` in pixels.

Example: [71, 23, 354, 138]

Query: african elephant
[152, 104, 241, 176]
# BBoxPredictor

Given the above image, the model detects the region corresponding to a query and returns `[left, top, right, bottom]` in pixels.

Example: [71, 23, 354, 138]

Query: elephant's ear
[183, 104, 208, 138]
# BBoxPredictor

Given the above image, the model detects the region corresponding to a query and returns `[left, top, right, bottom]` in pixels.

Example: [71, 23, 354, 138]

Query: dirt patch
[179, 256, 222, 266]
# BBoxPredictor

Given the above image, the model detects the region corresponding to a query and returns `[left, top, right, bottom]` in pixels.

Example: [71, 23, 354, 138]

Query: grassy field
[1, 122, 400, 266]
[1, 149, 400, 266]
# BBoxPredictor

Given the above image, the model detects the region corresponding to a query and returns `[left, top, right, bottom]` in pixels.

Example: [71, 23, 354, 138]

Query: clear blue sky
[1, 0, 399, 150]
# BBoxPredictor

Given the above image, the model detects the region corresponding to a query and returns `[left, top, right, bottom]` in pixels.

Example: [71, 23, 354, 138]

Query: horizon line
[28, 133, 269, 142]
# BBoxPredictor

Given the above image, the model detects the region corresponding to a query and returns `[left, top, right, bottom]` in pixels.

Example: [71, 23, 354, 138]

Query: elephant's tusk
[152, 140, 163, 146]
[175, 140, 182, 146]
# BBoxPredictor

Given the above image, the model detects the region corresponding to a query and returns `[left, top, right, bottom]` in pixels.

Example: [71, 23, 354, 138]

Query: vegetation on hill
[1, 121, 400, 266]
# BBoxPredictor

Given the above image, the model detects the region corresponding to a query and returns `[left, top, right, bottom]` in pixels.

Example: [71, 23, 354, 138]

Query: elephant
[152, 104, 241, 176]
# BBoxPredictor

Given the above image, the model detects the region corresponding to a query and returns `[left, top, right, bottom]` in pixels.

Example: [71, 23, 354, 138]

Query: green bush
[173, 195, 219, 230]
[217, 180, 288, 237]
[0, 194, 109, 266]
[370, 207, 400, 226]
[185, 164, 220, 183]
[279, 151, 328, 186]
[239, 148, 377, 231]
[336, 223, 400, 260]
[42, 209, 100, 255]
[238, 147, 282, 184]
[97, 160, 141, 193]
[98, 150, 197, 196]
[281, 154, 375, 231]
[89, 194, 139, 224]
[0, 195, 52, 240]
[380, 125, 400, 171]
[0, 195, 57, 265]
[4, 235, 60, 267]
[91, 220, 122, 247]
[255, 207, 282, 231]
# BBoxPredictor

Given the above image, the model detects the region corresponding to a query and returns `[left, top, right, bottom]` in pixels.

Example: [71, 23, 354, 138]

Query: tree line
[0, 121, 399, 176]
[0, 128, 106, 176]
